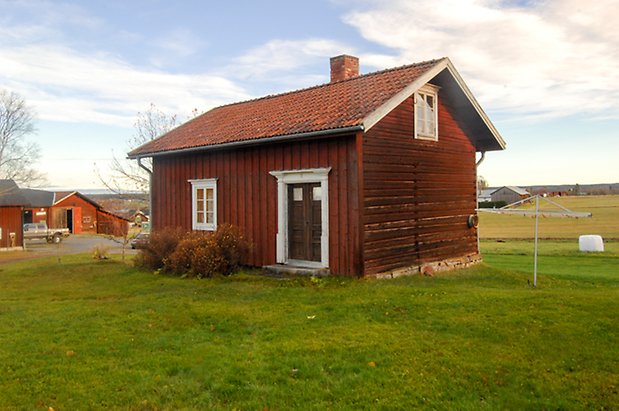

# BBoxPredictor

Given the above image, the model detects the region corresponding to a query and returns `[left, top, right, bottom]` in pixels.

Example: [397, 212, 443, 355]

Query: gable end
[362, 58, 505, 152]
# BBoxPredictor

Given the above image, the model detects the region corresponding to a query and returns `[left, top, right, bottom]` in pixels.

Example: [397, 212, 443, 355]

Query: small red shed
[0, 180, 28, 249]
[129, 56, 506, 276]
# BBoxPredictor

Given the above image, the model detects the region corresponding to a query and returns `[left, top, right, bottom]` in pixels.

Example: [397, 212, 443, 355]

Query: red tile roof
[129, 59, 442, 157]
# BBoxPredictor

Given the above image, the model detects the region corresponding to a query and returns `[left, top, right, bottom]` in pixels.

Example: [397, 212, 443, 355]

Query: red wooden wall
[0, 207, 24, 248]
[53, 194, 98, 233]
[362, 95, 478, 274]
[97, 210, 129, 236]
[152, 135, 361, 276]
[24, 207, 49, 224]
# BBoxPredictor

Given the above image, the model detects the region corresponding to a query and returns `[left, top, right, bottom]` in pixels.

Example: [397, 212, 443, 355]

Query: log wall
[362, 95, 478, 274]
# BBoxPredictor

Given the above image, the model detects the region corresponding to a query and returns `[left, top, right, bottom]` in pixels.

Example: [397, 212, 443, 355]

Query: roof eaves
[442, 58, 506, 150]
[53, 191, 77, 206]
[128, 124, 365, 159]
[127, 112, 206, 158]
[98, 208, 131, 222]
[506, 186, 529, 195]
[76, 192, 102, 209]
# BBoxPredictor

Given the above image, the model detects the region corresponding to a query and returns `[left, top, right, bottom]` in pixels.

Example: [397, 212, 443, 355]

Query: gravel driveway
[0, 234, 137, 265]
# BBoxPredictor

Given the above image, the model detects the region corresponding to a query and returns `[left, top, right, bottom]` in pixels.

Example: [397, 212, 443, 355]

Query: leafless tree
[0, 89, 46, 186]
[477, 175, 489, 194]
[97, 104, 178, 198]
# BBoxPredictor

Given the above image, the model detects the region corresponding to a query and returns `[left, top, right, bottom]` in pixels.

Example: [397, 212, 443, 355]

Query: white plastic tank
[579, 235, 604, 252]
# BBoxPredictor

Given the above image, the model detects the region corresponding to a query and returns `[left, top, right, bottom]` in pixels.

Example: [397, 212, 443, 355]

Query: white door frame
[269, 167, 331, 268]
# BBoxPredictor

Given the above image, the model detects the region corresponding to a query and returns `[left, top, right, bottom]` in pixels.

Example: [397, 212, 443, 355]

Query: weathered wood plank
[362, 95, 478, 274]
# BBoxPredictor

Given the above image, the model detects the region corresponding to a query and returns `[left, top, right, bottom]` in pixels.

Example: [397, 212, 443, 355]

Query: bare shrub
[210, 224, 251, 276]
[92, 244, 110, 260]
[163, 224, 250, 278]
[135, 226, 185, 270]
[164, 231, 209, 276]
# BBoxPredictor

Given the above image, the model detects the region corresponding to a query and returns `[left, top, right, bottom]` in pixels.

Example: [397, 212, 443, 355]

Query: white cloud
[342, 0, 619, 120]
[1, 0, 104, 38]
[0, 1, 248, 126]
[229, 38, 355, 80]
[0, 44, 250, 126]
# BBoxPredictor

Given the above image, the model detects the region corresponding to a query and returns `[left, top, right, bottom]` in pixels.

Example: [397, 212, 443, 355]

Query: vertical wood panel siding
[152, 135, 360, 276]
[363, 96, 478, 275]
[0, 207, 24, 248]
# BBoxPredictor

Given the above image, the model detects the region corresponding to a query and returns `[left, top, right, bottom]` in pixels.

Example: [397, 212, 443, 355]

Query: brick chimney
[330, 55, 359, 82]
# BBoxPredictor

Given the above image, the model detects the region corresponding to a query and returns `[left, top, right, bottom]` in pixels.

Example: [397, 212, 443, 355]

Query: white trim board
[269, 167, 331, 268]
[414, 84, 439, 141]
[188, 178, 218, 231]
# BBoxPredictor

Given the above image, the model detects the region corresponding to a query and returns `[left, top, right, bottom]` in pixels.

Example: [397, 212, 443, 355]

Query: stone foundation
[371, 253, 482, 279]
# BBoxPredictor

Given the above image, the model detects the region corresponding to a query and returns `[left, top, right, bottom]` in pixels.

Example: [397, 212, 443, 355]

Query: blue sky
[1, 0, 617, 189]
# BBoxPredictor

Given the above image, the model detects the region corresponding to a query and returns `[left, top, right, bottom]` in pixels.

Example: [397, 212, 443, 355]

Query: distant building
[0, 180, 28, 249]
[132, 210, 149, 227]
[478, 188, 495, 203]
[490, 186, 530, 204]
[21, 190, 130, 236]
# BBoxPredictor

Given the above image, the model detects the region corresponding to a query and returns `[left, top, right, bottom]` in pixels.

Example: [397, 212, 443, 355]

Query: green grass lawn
[479, 194, 619, 239]
[1, 251, 618, 409]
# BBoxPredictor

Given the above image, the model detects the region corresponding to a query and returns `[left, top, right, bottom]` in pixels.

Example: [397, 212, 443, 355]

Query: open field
[479, 194, 619, 239]
[1, 251, 617, 409]
[481, 239, 619, 283]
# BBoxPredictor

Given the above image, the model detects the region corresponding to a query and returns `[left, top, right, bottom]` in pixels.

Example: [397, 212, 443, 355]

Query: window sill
[415, 134, 438, 141]
[194, 225, 216, 231]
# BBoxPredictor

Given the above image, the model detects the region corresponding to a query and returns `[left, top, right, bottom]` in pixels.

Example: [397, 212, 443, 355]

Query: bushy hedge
[135, 224, 250, 278]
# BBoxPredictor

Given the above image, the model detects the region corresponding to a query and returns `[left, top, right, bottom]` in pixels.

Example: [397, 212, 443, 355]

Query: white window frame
[269, 167, 331, 268]
[414, 84, 439, 141]
[189, 178, 218, 231]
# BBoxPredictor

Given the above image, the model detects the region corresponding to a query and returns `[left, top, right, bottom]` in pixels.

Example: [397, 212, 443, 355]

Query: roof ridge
[208, 57, 444, 111]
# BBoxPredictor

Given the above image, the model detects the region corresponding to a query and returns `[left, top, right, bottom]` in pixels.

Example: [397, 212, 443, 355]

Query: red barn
[51, 191, 99, 234]
[22, 190, 130, 236]
[129, 55, 505, 277]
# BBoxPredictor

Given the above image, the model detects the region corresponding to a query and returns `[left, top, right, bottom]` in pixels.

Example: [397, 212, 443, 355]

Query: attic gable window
[414, 85, 439, 141]
[189, 178, 217, 231]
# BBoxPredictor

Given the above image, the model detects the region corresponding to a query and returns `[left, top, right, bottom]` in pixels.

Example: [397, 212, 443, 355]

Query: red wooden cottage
[129, 55, 506, 277]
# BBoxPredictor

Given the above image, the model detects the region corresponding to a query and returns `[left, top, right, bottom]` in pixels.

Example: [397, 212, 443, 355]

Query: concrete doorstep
[262, 264, 330, 277]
